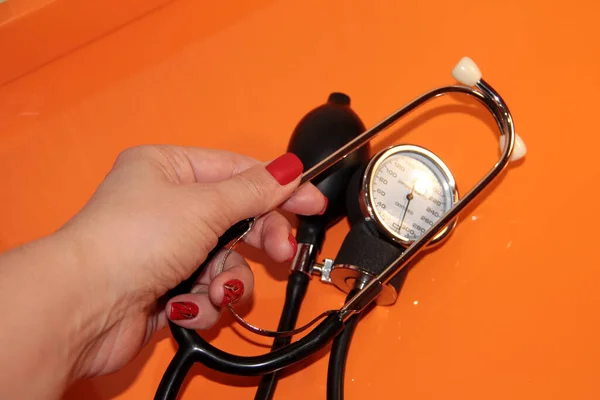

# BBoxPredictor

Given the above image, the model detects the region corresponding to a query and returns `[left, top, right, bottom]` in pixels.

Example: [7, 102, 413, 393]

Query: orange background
[1, 0, 599, 399]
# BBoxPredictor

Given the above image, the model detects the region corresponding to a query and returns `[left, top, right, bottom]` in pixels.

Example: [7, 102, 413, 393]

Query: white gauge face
[367, 147, 455, 244]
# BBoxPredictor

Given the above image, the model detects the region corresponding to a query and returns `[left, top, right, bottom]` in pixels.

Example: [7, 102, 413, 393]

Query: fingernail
[287, 233, 298, 262]
[318, 197, 329, 215]
[170, 302, 199, 320]
[265, 153, 303, 185]
[222, 279, 245, 307]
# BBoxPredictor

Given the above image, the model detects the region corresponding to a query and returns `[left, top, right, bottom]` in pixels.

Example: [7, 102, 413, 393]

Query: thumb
[209, 152, 304, 229]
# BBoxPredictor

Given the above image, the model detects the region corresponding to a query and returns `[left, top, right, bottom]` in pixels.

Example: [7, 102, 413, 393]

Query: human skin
[0, 145, 326, 400]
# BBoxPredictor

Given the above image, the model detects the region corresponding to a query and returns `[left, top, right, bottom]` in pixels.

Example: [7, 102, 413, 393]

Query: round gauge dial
[363, 145, 458, 246]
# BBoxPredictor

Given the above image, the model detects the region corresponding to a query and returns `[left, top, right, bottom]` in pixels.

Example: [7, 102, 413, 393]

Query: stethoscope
[154, 56, 527, 399]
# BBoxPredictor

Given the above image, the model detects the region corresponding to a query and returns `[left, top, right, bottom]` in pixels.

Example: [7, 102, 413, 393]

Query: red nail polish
[318, 197, 329, 215]
[287, 233, 298, 262]
[265, 153, 303, 185]
[221, 279, 245, 307]
[170, 302, 199, 320]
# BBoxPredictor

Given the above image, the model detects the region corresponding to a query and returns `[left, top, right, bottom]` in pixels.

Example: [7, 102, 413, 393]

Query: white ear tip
[499, 134, 527, 161]
[452, 57, 482, 86]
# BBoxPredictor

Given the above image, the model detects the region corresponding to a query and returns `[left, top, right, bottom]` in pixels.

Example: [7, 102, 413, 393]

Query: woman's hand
[0, 145, 326, 399]
[65, 145, 326, 378]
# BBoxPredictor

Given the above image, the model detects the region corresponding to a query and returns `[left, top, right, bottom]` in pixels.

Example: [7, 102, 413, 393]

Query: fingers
[125, 146, 327, 218]
[164, 294, 220, 330]
[205, 153, 307, 233]
[182, 148, 327, 218]
[201, 154, 327, 262]
[279, 183, 328, 216]
[177, 147, 261, 183]
[243, 211, 297, 263]
[115, 145, 262, 184]
[206, 264, 253, 309]
[184, 148, 327, 216]
[241, 184, 328, 262]
[165, 251, 253, 330]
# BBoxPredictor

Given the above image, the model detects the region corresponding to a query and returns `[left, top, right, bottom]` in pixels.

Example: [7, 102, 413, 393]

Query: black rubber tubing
[254, 271, 310, 399]
[326, 288, 361, 400]
[155, 313, 344, 399]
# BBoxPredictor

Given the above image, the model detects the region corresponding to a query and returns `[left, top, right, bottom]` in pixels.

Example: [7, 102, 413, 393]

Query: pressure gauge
[359, 144, 459, 247]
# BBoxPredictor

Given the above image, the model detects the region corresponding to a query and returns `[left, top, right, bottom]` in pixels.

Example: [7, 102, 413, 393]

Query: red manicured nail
[318, 197, 329, 215]
[170, 302, 199, 320]
[286, 233, 298, 262]
[265, 153, 303, 185]
[221, 279, 245, 307]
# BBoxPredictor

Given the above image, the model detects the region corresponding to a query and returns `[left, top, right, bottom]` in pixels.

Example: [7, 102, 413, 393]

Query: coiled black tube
[194, 313, 343, 374]
[255, 271, 310, 399]
[155, 313, 345, 399]
[254, 92, 369, 399]
[326, 288, 361, 400]
[154, 324, 197, 400]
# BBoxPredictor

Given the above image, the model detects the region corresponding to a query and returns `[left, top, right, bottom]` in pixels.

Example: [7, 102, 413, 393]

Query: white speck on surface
[471, 215, 478, 221]
[351, 378, 355, 382]
[413, 300, 419, 305]
[506, 241, 513, 249]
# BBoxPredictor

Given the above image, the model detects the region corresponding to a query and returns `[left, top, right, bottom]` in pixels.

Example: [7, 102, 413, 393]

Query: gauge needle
[397, 181, 416, 233]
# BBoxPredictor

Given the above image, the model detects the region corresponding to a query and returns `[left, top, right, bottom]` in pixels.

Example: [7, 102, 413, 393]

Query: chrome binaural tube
[337, 81, 516, 319]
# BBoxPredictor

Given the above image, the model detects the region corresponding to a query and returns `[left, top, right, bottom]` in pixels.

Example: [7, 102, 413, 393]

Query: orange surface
[0, 0, 171, 85]
[1, 0, 599, 399]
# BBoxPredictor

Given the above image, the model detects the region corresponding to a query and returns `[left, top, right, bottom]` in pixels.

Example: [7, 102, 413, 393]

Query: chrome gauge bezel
[359, 144, 459, 248]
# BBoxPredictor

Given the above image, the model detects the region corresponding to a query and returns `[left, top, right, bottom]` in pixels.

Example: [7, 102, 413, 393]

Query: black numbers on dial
[370, 152, 452, 242]
[401, 225, 416, 236]
[393, 161, 405, 171]
[428, 196, 442, 206]
[426, 207, 441, 218]
[412, 223, 426, 233]
[420, 216, 434, 226]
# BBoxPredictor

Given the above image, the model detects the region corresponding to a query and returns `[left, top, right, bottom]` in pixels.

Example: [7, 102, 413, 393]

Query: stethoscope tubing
[155, 78, 516, 400]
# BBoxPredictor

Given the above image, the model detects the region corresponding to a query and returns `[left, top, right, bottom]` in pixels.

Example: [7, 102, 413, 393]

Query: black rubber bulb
[288, 92, 370, 252]
[255, 94, 370, 400]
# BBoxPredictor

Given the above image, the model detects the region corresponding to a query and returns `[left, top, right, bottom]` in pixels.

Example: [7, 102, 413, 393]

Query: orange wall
[0, 0, 171, 85]
[1, 0, 599, 399]
[0, 0, 57, 24]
